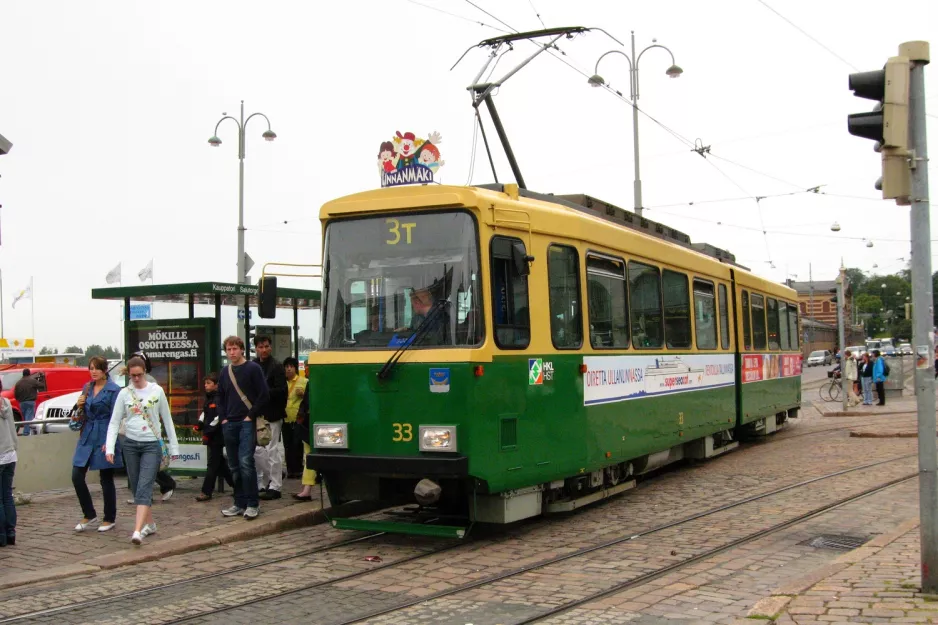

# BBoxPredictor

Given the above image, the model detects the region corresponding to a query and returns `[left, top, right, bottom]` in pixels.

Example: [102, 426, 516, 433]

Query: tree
[854, 294, 882, 315]
[38, 346, 58, 355]
[844, 267, 867, 293]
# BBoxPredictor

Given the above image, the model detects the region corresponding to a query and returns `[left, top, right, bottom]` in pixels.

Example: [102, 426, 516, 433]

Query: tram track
[0, 441, 912, 624]
[144, 452, 918, 625]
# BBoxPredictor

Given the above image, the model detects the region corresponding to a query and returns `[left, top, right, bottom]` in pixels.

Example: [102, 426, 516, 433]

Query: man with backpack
[872, 350, 889, 406]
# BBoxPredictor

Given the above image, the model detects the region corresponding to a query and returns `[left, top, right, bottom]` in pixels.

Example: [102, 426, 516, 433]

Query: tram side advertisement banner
[741, 353, 803, 383]
[583, 354, 736, 406]
[126, 318, 220, 472]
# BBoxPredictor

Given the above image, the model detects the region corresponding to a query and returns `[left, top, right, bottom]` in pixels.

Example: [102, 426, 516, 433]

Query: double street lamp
[208, 100, 278, 285]
[588, 31, 683, 218]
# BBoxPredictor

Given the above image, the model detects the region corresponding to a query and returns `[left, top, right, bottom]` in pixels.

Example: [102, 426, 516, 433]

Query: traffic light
[258, 276, 277, 319]
[847, 56, 911, 204]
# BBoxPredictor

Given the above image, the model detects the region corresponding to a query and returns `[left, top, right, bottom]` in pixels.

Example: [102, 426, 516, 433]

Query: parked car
[899, 343, 913, 356]
[807, 350, 833, 367]
[0, 366, 89, 422]
[846, 345, 866, 359]
[31, 390, 81, 434]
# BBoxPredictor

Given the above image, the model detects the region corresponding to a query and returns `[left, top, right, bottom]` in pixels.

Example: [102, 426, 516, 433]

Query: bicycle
[819, 374, 843, 402]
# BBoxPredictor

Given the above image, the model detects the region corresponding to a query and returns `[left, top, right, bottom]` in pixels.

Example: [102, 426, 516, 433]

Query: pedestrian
[282, 357, 307, 480]
[253, 335, 287, 501]
[292, 380, 318, 501]
[859, 352, 875, 405]
[217, 335, 269, 520]
[122, 353, 176, 504]
[105, 356, 179, 545]
[0, 380, 17, 546]
[843, 349, 860, 407]
[13, 369, 41, 437]
[72, 356, 122, 532]
[872, 349, 888, 406]
[194, 373, 233, 501]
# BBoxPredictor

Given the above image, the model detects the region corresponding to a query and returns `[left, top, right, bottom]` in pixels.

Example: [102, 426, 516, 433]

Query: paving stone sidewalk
[745, 519, 938, 624]
[0, 474, 330, 588]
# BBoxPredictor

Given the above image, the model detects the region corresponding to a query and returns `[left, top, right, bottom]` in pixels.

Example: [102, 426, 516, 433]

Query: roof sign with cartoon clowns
[378, 130, 444, 188]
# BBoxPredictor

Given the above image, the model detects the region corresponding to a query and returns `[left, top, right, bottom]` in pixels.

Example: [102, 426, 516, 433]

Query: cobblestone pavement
[3, 418, 922, 624]
[0, 475, 322, 578]
[774, 525, 938, 625]
[0, 402, 929, 625]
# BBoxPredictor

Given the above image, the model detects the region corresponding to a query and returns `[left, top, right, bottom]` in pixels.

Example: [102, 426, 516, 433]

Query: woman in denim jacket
[72, 356, 123, 532]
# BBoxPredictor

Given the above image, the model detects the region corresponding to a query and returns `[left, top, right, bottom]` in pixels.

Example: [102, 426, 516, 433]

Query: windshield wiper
[377, 300, 447, 381]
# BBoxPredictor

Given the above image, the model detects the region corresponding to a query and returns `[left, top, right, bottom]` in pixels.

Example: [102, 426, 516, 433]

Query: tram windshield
[321, 211, 482, 349]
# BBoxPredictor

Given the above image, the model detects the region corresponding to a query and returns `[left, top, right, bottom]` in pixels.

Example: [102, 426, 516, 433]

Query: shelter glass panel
[548, 245, 582, 349]
[321, 211, 482, 349]
[587, 254, 629, 349]
[628, 261, 662, 349]
[719, 284, 730, 349]
[663, 270, 691, 349]
[693, 279, 717, 350]
[751, 293, 767, 350]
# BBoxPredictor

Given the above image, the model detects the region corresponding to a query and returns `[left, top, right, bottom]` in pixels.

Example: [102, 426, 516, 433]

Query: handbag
[68, 383, 92, 432]
[130, 388, 171, 471]
[228, 365, 272, 447]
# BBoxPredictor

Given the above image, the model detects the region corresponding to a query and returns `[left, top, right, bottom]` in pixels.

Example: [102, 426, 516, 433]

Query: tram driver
[397, 282, 449, 346]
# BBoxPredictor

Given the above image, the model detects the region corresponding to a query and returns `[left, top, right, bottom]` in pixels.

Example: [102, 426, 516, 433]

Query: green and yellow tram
[263, 182, 801, 537]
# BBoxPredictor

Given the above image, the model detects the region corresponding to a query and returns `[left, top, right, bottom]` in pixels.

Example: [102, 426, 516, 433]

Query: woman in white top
[105, 356, 179, 545]
[0, 382, 16, 547]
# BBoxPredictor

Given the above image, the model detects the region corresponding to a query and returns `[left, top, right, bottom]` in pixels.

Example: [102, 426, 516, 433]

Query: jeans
[201, 445, 233, 496]
[123, 437, 162, 506]
[255, 420, 283, 492]
[122, 435, 174, 494]
[72, 465, 116, 523]
[224, 420, 259, 509]
[861, 377, 874, 404]
[0, 462, 15, 545]
[19, 401, 35, 436]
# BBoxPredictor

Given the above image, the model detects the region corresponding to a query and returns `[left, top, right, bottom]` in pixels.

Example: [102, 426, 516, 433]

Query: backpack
[882, 360, 890, 377]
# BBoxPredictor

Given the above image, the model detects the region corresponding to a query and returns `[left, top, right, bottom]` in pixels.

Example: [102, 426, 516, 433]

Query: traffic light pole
[903, 41, 937, 594]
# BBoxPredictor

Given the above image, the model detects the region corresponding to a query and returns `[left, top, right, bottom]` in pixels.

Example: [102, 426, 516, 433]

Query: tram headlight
[419, 425, 457, 452]
[313, 423, 348, 449]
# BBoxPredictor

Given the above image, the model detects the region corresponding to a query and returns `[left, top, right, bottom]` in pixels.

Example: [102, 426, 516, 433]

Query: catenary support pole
[837, 265, 847, 412]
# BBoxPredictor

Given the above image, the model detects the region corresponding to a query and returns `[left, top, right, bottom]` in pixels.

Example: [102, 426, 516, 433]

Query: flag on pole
[12, 283, 31, 309]
[105, 262, 121, 284]
[138, 259, 153, 282]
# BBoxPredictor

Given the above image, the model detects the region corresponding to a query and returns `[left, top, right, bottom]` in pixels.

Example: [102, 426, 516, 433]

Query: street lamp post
[588, 32, 683, 218]
[208, 100, 277, 286]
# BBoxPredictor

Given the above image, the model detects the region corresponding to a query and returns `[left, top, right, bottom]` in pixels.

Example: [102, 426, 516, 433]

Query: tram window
[742, 290, 753, 350]
[788, 303, 800, 349]
[718, 284, 730, 349]
[693, 279, 717, 350]
[628, 261, 662, 348]
[751, 293, 767, 350]
[663, 270, 691, 349]
[778, 302, 790, 350]
[587, 254, 629, 349]
[766, 298, 780, 350]
[548, 245, 583, 349]
[348, 280, 367, 339]
[490, 236, 530, 349]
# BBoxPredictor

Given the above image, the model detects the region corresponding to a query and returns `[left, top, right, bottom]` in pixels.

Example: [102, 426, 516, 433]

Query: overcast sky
[1, 0, 936, 350]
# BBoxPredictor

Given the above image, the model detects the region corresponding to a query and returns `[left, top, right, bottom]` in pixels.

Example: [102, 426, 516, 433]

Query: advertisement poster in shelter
[126, 318, 220, 472]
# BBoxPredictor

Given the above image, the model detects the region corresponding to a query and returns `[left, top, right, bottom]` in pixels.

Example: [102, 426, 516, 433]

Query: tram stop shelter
[91, 281, 320, 475]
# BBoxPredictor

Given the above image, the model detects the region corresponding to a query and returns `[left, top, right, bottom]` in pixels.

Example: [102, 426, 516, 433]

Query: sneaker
[126, 498, 135, 505]
[259, 489, 281, 500]
[141, 523, 157, 538]
[98, 522, 117, 533]
[222, 505, 246, 517]
[161, 489, 174, 502]
[131, 531, 143, 545]
[243, 506, 259, 520]
[74, 517, 97, 532]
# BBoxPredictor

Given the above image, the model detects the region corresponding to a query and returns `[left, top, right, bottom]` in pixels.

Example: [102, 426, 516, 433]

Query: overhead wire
[753, 0, 860, 71]
[404, 0, 509, 33]
[527, 0, 546, 28]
